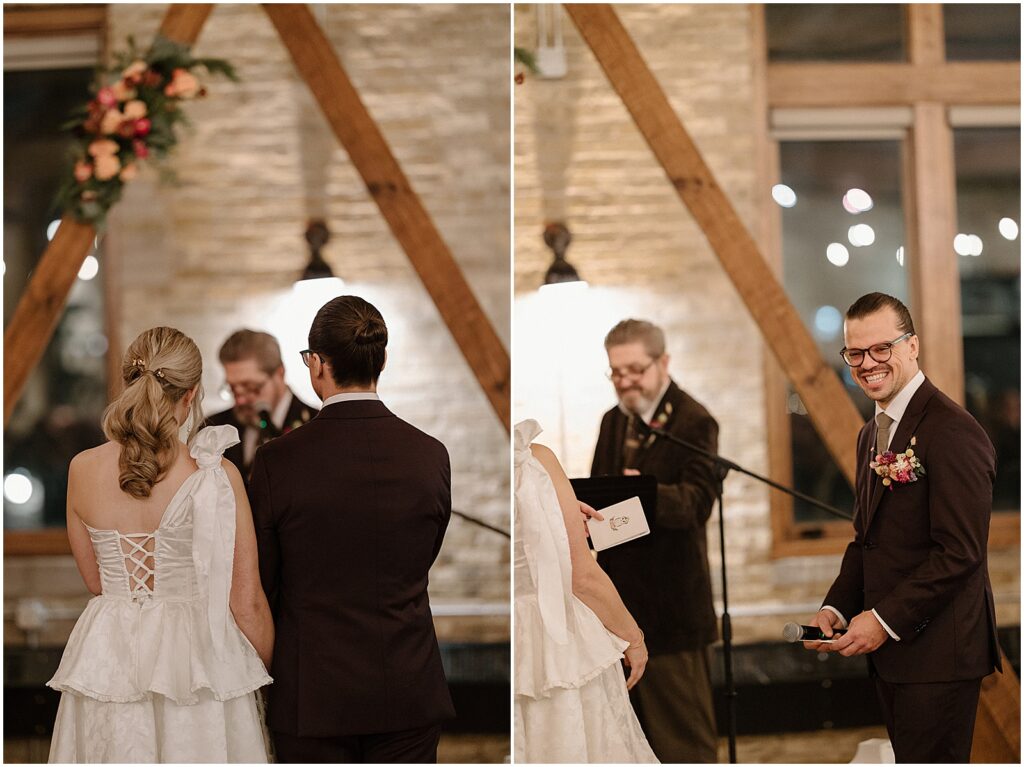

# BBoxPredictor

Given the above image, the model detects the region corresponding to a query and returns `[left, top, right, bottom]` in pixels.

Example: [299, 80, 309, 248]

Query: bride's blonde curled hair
[102, 327, 205, 499]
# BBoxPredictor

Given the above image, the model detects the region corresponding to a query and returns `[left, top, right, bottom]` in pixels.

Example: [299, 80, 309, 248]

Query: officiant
[590, 318, 721, 763]
[206, 329, 317, 482]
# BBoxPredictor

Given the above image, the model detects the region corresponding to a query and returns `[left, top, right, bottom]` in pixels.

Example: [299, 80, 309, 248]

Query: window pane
[778, 140, 907, 523]
[4, 68, 108, 530]
[766, 4, 906, 63]
[944, 4, 1021, 61]
[954, 127, 1020, 512]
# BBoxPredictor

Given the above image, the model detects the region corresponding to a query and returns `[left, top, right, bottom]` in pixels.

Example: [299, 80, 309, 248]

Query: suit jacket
[250, 399, 456, 737]
[591, 380, 719, 653]
[205, 392, 316, 482]
[824, 377, 1001, 683]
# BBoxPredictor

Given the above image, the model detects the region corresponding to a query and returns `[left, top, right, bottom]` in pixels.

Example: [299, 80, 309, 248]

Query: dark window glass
[954, 127, 1020, 512]
[778, 140, 907, 523]
[4, 68, 108, 530]
[766, 4, 906, 62]
[944, 4, 1021, 61]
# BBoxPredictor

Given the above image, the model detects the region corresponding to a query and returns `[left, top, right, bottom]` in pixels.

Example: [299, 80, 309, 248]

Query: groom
[805, 292, 1000, 763]
[250, 295, 456, 763]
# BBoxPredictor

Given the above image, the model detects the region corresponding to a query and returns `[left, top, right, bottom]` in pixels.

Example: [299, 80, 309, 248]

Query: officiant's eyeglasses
[219, 376, 271, 400]
[606, 359, 656, 381]
[839, 332, 913, 367]
[299, 349, 317, 367]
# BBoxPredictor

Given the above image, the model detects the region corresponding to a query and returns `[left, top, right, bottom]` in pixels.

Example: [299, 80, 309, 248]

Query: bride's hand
[623, 641, 648, 690]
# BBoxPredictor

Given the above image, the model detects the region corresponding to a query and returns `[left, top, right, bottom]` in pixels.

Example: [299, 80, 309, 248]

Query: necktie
[622, 416, 642, 470]
[875, 412, 894, 456]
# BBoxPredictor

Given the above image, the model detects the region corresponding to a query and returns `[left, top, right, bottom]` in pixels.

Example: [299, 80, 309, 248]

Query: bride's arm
[66, 456, 102, 596]
[224, 460, 275, 669]
[530, 444, 648, 687]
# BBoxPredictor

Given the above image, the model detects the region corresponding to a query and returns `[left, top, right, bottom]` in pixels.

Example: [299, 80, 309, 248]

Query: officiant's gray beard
[617, 389, 656, 418]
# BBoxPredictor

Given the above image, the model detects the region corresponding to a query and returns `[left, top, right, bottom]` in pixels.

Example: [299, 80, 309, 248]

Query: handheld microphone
[783, 622, 847, 643]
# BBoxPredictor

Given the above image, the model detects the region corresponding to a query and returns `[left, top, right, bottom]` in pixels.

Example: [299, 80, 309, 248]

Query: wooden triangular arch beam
[4, 3, 510, 433]
[262, 4, 509, 432]
[2, 4, 214, 425]
[565, 5, 1019, 760]
[565, 4, 861, 484]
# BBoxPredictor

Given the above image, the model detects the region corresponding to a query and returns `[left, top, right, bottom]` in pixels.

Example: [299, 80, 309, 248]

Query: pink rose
[93, 153, 121, 181]
[119, 163, 138, 182]
[88, 139, 119, 157]
[97, 87, 117, 108]
[134, 118, 151, 137]
[73, 161, 93, 182]
[100, 108, 124, 135]
[122, 100, 147, 120]
[132, 139, 149, 159]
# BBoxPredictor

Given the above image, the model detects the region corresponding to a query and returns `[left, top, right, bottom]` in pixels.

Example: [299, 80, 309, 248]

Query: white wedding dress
[47, 425, 272, 763]
[514, 420, 658, 763]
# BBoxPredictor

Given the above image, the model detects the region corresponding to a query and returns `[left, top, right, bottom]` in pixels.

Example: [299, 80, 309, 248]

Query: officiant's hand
[580, 501, 603, 538]
[623, 639, 648, 690]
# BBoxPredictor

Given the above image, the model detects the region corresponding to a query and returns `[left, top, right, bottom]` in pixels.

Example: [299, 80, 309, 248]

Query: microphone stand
[634, 420, 851, 764]
[452, 510, 510, 539]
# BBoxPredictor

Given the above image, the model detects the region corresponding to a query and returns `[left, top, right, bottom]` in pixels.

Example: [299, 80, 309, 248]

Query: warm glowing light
[848, 224, 875, 247]
[78, 255, 99, 281]
[826, 243, 850, 267]
[896, 246, 905, 267]
[4, 472, 33, 504]
[771, 184, 797, 208]
[954, 233, 982, 257]
[46, 220, 61, 241]
[999, 218, 1018, 241]
[539, 280, 589, 294]
[842, 188, 873, 214]
[967, 234, 983, 256]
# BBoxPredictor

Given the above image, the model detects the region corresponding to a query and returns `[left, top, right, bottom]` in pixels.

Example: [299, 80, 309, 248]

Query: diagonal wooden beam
[263, 4, 510, 433]
[3, 5, 215, 426]
[565, 4, 861, 483]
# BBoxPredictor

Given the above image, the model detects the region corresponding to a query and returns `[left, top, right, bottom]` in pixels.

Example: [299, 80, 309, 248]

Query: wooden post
[263, 4, 510, 433]
[3, 4, 214, 426]
[565, 3, 862, 483]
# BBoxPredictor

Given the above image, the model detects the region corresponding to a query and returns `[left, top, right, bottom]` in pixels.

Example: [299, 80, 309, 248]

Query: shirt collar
[875, 369, 926, 426]
[270, 390, 292, 429]
[322, 391, 380, 408]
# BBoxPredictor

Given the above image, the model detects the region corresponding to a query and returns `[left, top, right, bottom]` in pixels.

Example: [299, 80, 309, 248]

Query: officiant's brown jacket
[250, 399, 455, 737]
[591, 379, 719, 654]
[824, 376, 1001, 683]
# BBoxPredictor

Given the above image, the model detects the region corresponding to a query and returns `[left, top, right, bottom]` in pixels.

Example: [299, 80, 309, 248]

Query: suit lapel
[864, 378, 937, 531]
[634, 385, 676, 470]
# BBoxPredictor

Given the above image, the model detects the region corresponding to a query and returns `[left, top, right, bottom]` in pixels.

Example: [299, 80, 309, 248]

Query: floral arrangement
[870, 436, 926, 489]
[57, 36, 236, 226]
[642, 401, 673, 448]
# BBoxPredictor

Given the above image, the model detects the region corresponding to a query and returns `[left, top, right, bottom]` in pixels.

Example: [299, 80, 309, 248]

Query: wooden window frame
[753, 4, 1021, 557]
[4, 4, 112, 557]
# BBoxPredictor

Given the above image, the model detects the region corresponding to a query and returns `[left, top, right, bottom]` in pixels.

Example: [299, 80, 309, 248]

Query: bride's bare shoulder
[68, 441, 119, 476]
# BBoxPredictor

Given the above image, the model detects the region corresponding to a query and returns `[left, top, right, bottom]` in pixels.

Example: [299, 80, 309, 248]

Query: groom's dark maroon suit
[824, 376, 1000, 762]
[250, 398, 455, 762]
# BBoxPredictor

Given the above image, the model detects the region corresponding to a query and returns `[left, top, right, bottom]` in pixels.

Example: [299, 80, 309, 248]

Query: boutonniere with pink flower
[57, 36, 236, 226]
[642, 402, 673, 448]
[870, 436, 926, 489]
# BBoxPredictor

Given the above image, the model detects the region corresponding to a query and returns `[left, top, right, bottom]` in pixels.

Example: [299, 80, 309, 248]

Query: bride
[47, 326, 274, 763]
[514, 419, 658, 763]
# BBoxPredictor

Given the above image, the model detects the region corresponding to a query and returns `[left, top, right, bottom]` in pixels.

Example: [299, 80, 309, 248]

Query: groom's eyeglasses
[299, 349, 317, 367]
[839, 332, 913, 367]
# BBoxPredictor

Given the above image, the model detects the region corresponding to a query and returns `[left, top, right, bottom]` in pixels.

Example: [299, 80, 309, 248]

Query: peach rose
[94, 153, 121, 181]
[165, 68, 200, 98]
[88, 139, 119, 157]
[74, 161, 93, 182]
[112, 81, 136, 101]
[122, 60, 147, 81]
[100, 108, 124, 135]
[122, 100, 147, 120]
[119, 163, 138, 182]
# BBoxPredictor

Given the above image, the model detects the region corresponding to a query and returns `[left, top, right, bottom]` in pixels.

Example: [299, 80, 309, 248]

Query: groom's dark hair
[309, 295, 388, 386]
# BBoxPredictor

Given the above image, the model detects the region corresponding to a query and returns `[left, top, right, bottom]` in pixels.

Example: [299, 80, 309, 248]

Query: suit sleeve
[654, 412, 719, 531]
[249, 446, 281, 611]
[431, 447, 452, 565]
[591, 410, 615, 477]
[872, 417, 995, 641]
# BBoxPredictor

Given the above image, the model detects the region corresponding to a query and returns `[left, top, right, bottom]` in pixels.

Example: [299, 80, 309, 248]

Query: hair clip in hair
[132, 358, 146, 368]
[154, 369, 165, 379]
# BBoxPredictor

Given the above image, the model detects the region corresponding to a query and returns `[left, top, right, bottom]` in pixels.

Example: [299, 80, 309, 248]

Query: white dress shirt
[321, 391, 379, 407]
